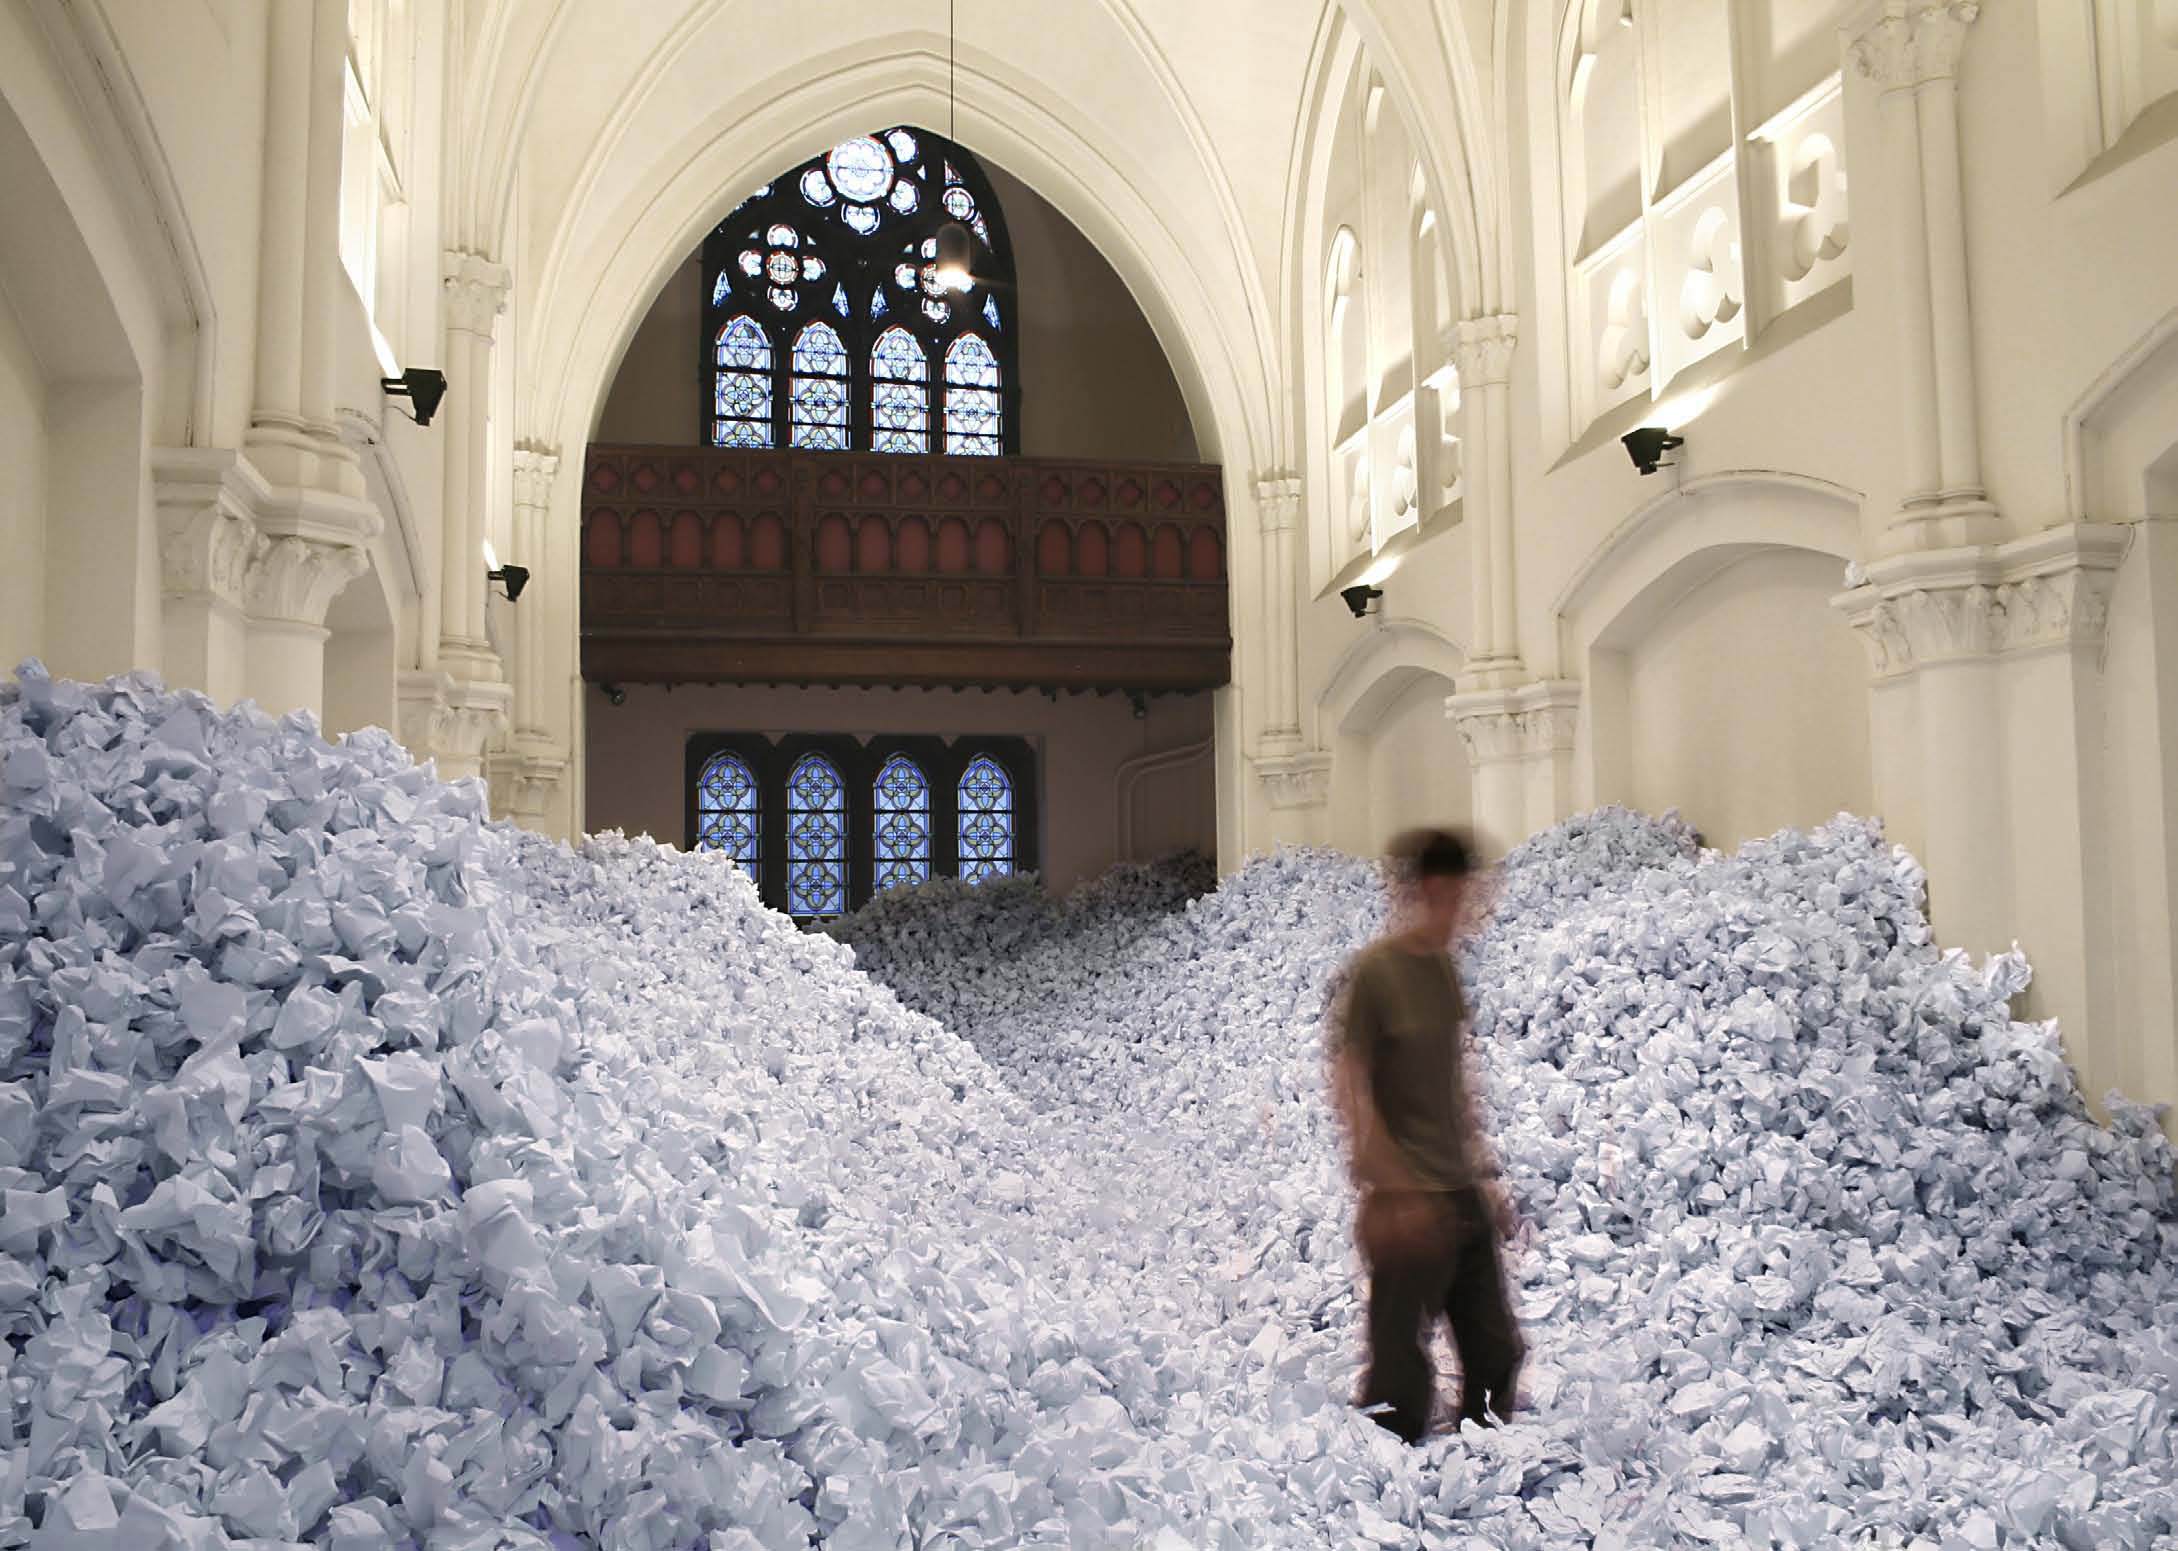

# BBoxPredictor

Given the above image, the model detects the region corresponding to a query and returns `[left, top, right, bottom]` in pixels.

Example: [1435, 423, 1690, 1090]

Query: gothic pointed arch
[700, 129, 1020, 453]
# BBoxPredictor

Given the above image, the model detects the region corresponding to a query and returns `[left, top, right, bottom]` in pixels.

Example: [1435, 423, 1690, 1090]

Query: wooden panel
[580, 445, 1231, 691]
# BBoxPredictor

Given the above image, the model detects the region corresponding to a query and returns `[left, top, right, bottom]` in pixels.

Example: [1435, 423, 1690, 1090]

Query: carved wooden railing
[580, 446, 1231, 691]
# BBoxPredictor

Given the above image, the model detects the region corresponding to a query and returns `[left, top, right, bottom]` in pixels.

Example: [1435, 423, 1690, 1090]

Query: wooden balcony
[580, 446, 1232, 692]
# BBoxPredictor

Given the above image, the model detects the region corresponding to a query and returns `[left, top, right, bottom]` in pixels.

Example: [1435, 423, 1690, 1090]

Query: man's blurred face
[1405, 872, 1466, 941]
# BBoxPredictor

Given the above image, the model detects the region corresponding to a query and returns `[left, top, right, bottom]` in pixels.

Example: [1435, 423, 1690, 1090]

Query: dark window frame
[683, 731, 1040, 919]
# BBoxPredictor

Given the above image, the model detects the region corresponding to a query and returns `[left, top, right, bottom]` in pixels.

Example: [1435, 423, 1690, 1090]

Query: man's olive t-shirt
[1336, 939, 1476, 1192]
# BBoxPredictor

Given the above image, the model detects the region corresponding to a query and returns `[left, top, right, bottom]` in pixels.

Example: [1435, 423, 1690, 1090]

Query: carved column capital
[1447, 680, 1580, 766]
[488, 738, 570, 826]
[1252, 747, 1333, 811]
[1453, 314, 1519, 388]
[1849, 2, 1979, 90]
[246, 535, 370, 627]
[397, 670, 514, 782]
[442, 251, 511, 338]
[154, 449, 269, 612]
[512, 444, 561, 513]
[1254, 473, 1302, 534]
[1833, 524, 2127, 679]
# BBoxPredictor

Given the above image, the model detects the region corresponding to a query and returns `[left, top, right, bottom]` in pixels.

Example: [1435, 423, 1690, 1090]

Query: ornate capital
[246, 535, 370, 627]
[442, 251, 511, 338]
[154, 448, 268, 610]
[1252, 747, 1333, 810]
[1448, 680, 1580, 767]
[1254, 473, 1302, 535]
[1834, 525, 2127, 679]
[1850, 2, 1979, 90]
[398, 670, 514, 782]
[488, 739, 569, 826]
[1453, 314, 1518, 389]
[512, 445, 561, 515]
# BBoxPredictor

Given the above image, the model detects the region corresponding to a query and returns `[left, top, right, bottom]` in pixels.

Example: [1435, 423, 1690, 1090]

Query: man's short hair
[1386, 827, 1474, 881]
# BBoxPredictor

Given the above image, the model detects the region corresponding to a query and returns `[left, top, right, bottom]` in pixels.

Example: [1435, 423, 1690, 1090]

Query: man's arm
[1329, 979, 1423, 1193]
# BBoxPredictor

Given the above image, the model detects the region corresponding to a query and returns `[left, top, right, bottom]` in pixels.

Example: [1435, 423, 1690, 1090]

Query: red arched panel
[973, 520, 1010, 575]
[749, 513, 787, 570]
[627, 510, 664, 568]
[855, 516, 894, 573]
[710, 513, 746, 569]
[1036, 522, 1071, 576]
[1188, 527, 1224, 581]
[1112, 522, 1148, 579]
[1151, 524, 1185, 580]
[896, 515, 932, 573]
[668, 511, 704, 568]
[1075, 522, 1109, 577]
[816, 513, 853, 572]
[584, 511, 624, 568]
[935, 517, 970, 573]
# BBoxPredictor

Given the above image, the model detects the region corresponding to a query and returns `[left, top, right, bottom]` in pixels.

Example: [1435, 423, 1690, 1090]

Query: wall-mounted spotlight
[1127, 690, 1149, 720]
[481, 541, 529, 602]
[381, 367, 448, 427]
[1341, 584, 1384, 619]
[600, 682, 627, 706]
[1622, 426, 1685, 475]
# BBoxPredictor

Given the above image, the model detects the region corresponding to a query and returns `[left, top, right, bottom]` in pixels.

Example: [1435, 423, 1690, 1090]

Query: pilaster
[1252, 747, 1334, 812]
[488, 737, 571, 831]
[1453, 315, 1523, 685]
[1447, 679, 1580, 856]
[398, 669, 514, 786]
[1253, 472, 1304, 752]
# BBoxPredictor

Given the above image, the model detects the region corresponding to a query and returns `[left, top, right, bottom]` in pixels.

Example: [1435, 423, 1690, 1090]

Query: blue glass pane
[873, 754, 932, 891]
[786, 754, 848, 919]
[944, 333, 1002, 457]
[832, 282, 850, 316]
[983, 295, 1001, 330]
[957, 755, 1015, 882]
[695, 753, 761, 887]
[790, 321, 850, 451]
[713, 318, 773, 448]
[870, 327, 929, 455]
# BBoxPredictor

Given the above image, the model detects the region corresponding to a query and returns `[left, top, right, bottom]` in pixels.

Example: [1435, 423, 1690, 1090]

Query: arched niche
[1315, 617, 1471, 855]
[1555, 473, 1868, 847]
[0, 60, 157, 684]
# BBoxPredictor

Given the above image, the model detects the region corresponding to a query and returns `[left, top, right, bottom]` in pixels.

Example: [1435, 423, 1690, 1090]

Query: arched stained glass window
[713, 317, 774, 449]
[870, 328, 930, 454]
[701, 129, 1016, 453]
[944, 334, 1002, 456]
[695, 752, 761, 886]
[785, 753, 849, 919]
[873, 754, 932, 890]
[790, 321, 851, 450]
[957, 754, 1015, 881]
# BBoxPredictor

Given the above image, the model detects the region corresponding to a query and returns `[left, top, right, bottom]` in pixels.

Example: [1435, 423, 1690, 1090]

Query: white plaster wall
[583, 683, 1215, 893]
[1622, 548, 1871, 849]
[0, 285, 44, 671]
[1366, 675, 1472, 851]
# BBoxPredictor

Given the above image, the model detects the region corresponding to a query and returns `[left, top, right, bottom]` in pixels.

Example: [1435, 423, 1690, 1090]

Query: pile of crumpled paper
[2, 660, 2173, 1549]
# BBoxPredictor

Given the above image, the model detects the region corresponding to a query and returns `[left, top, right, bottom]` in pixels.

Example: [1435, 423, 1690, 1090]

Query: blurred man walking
[1328, 828, 1523, 1442]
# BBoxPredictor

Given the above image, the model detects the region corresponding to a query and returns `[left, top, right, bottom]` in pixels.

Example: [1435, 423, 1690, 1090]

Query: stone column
[1253, 473, 1303, 751]
[1454, 315, 1522, 684]
[489, 443, 570, 828]
[1447, 680, 1581, 857]
[438, 251, 510, 677]
[1847, 1, 1997, 549]
[245, 537, 372, 718]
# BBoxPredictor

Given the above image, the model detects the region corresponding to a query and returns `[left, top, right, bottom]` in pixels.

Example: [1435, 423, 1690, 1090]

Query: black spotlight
[1127, 690, 1149, 720]
[600, 682, 627, 707]
[487, 563, 530, 602]
[1622, 426, 1684, 475]
[381, 368, 448, 427]
[1341, 584, 1384, 619]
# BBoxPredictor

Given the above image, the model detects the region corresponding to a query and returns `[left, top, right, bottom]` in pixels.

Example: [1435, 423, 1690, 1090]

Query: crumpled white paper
[0, 659, 2173, 1549]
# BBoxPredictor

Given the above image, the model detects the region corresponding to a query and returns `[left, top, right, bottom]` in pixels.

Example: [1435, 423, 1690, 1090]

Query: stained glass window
[870, 327, 930, 454]
[702, 129, 1015, 452]
[713, 316, 773, 448]
[790, 321, 850, 450]
[957, 755, 1015, 881]
[873, 755, 932, 891]
[944, 334, 1002, 456]
[695, 753, 761, 885]
[785, 753, 848, 919]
